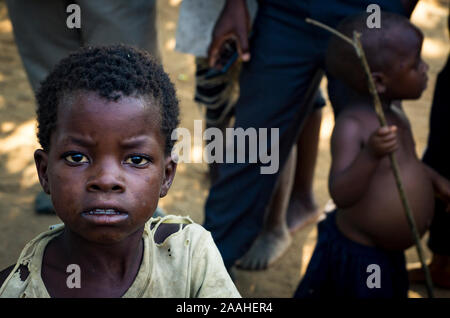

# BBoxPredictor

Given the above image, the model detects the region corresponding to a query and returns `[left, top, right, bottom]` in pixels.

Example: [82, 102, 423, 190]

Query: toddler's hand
[367, 125, 398, 158]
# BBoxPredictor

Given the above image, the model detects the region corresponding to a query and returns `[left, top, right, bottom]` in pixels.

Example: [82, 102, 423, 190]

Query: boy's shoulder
[337, 104, 379, 123]
[148, 215, 207, 245]
[333, 104, 371, 129]
[336, 103, 411, 134]
[333, 104, 382, 138]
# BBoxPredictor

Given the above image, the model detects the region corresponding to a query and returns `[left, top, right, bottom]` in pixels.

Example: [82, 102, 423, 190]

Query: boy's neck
[56, 227, 144, 280]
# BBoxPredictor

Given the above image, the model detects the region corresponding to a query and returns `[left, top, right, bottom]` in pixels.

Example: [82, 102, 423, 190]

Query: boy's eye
[64, 153, 89, 164]
[124, 155, 150, 166]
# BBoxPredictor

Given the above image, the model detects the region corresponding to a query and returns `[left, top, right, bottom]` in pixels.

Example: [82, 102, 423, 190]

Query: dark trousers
[6, 0, 159, 92]
[423, 56, 450, 256]
[203, 0, 406, 269]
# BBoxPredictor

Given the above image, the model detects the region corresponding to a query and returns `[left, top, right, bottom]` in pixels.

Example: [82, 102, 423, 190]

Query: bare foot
[286, 197, 323, 233]
[408, 254, 450, 289]
[236, 229, 292, 270]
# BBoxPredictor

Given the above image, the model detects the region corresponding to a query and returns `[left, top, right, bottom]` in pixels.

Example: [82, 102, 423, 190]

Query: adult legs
[6, 0, 159, 118]
[6, 0, 81, 92]
[203, 2, 324, 269]
[79, 0, 159, 60]
[286, 100, 324, 233]
[236, 89, 324, 270]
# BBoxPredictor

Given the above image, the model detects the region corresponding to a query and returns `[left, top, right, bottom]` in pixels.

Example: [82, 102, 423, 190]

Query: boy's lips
[81, 207, 129, 225]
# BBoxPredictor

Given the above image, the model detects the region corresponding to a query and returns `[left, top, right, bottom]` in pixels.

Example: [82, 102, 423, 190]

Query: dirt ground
[0, 0, 449, 298]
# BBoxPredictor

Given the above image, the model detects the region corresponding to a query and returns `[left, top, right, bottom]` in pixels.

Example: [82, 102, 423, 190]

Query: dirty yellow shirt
[0, 215, 241, 298]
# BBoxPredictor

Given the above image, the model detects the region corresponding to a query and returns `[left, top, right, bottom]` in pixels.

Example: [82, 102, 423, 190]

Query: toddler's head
[326, 12, 428, 101]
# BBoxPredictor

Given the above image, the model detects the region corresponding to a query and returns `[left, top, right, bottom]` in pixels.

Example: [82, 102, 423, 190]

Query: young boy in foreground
[294, 12, 450, 298]
[0, 45, 240, 298]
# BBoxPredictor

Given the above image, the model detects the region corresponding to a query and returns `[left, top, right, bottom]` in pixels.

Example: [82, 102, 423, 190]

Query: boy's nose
[86, 162, 125, 193]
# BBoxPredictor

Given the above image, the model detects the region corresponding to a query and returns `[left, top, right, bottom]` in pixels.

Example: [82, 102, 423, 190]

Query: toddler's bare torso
[336, 105, 434, 251]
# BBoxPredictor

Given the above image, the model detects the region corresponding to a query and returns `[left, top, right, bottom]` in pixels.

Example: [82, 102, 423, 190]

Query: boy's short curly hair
[36, 44, 179, 155]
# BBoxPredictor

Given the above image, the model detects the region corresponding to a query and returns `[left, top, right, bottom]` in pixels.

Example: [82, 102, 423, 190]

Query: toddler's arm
[329, 115, 398, 208]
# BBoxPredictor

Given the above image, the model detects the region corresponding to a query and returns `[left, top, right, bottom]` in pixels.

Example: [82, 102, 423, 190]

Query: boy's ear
[160, 155, 177, 198]
[372, 71, 388, 95]
[34, 149, 50, 194]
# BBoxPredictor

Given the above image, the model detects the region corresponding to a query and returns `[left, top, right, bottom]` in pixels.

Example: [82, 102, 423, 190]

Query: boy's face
[34, 91, 176, 244]
[381, 25, 428, 100]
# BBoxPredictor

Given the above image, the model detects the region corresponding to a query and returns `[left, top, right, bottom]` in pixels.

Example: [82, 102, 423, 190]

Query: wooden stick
[306, 17, 434, 298]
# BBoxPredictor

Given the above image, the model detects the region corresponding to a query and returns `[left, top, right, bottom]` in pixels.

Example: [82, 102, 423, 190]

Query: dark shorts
[293, 210, 409, 298]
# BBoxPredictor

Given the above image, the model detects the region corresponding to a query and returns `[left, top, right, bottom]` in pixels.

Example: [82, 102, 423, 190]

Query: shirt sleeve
[189, 229, 241, 298]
